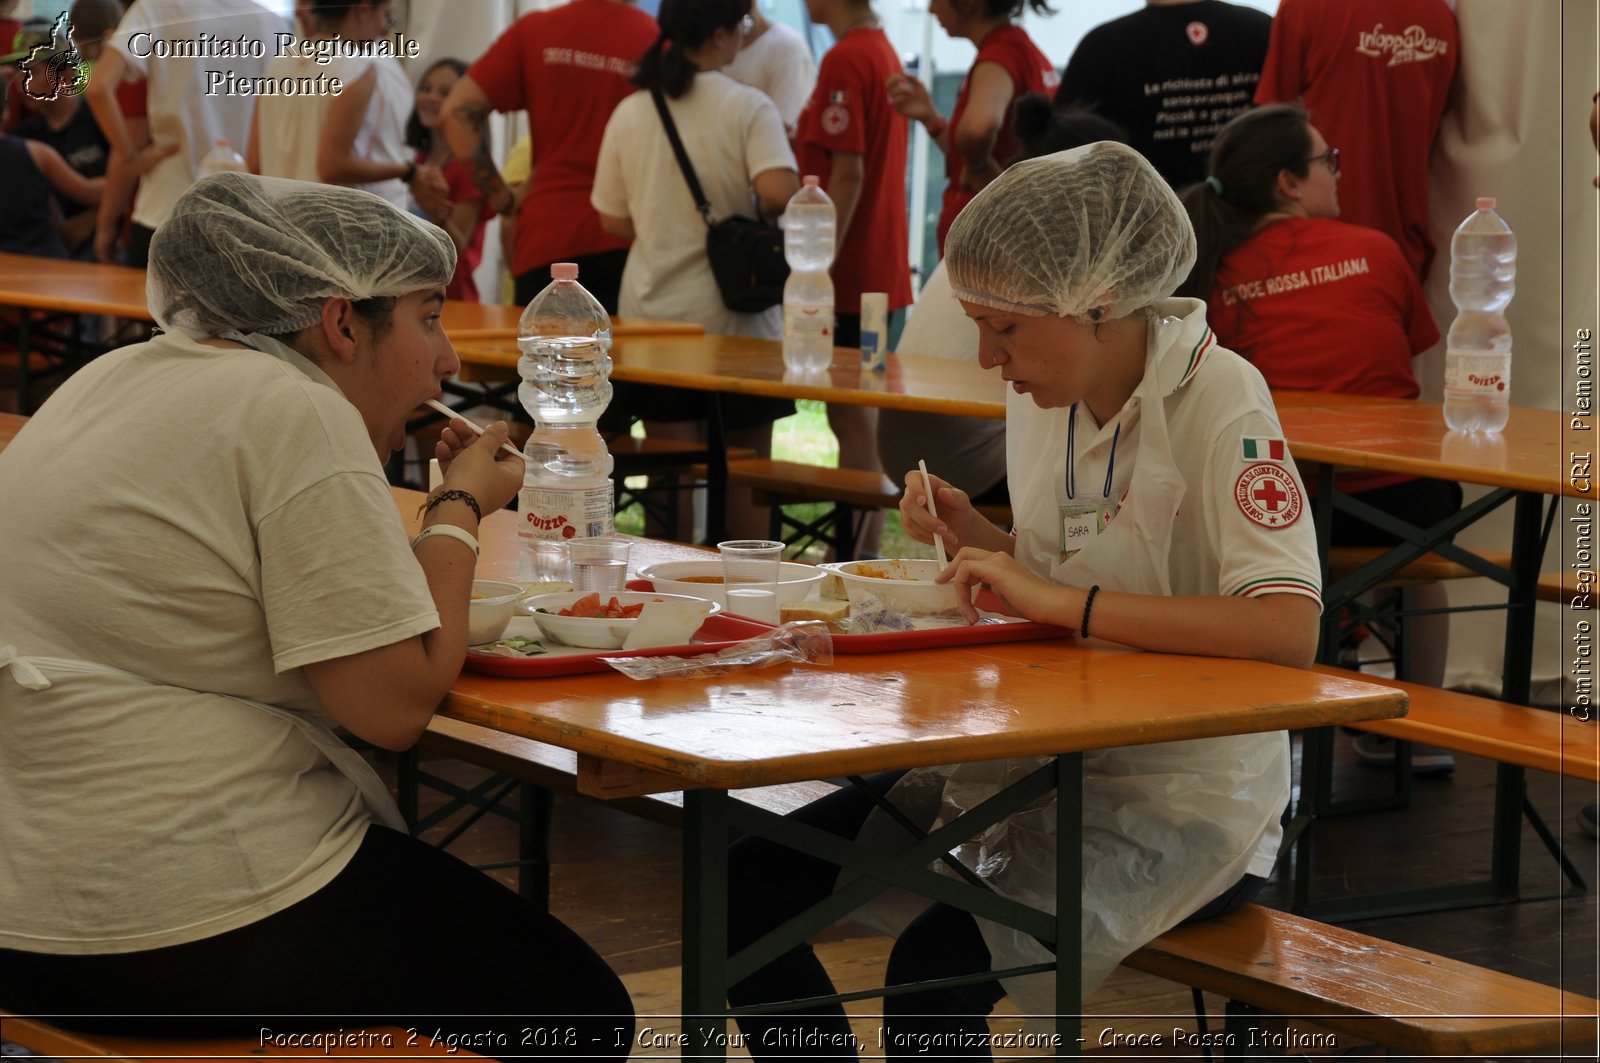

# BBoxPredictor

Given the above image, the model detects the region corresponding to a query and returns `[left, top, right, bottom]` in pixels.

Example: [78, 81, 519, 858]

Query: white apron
[852, 308, 1290, 1021]
[0, 646, 407, 833]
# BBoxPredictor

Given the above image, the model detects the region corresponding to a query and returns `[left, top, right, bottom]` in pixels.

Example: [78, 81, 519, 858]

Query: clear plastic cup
[568, 536, 630, 594]
[718, 539, 784, 623]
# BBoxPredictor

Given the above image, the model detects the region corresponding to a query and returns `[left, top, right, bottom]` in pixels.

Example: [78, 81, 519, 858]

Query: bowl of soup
[468, 579, 527, 645]
[821, 558, 963, 617]
[635, 560, 825, 608]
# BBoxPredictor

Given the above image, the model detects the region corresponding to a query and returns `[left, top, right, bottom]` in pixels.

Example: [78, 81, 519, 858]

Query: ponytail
[631, 0, 749, 100]
[1176, 104, 1315, 300]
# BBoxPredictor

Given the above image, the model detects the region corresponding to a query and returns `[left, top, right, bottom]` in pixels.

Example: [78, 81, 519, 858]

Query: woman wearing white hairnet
[725, 142, 1322, 1055]
[0, 174, 633, 1054]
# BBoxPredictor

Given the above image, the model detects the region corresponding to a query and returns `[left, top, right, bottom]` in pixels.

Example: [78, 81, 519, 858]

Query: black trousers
[0, 825, 635, 1061]
[726, 772, 1265, 1060]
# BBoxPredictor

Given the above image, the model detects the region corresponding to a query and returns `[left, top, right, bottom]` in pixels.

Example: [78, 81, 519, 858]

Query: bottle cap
[1476, 196, 1496, 209]
[802, 175, 820, 186]
[551, 262, 578, 281]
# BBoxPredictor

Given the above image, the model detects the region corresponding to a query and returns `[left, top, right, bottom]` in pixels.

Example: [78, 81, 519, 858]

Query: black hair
[973, 0, 1056, 18]
[1175, 104, 1313, 300]
[405, 57, 469, 154]
[310, 0, 384, 32]
[1013, 94, 1128, 161]
[630, 0, 751, 100]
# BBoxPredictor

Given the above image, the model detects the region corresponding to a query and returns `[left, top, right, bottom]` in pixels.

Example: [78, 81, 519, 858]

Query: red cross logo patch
[1186, 20, 1210, 45]
[821, 103, 850, 136]
[1234, 462, 1303, 529]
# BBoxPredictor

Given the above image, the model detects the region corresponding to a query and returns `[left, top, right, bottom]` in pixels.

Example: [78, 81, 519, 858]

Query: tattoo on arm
[453, 101, 511, 209]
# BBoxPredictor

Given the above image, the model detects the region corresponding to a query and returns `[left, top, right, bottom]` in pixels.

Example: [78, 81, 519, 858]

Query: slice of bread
[779, 598, 852, 633]
[818, 572, 848, 601]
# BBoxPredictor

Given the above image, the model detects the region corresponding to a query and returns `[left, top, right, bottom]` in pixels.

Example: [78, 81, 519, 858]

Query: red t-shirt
[794, 28, 911, 313]
[936, 24, 1057, 254]
[1255, 0, 1457, 281]
[1207, 217, 1439, 491]
[423, 153, 487, 303]
[468, 0, 657, 274]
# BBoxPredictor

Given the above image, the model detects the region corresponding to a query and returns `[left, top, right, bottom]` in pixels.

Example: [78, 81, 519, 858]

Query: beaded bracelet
[1080, 584, 1101, 638]
[420, 488, 481, 523]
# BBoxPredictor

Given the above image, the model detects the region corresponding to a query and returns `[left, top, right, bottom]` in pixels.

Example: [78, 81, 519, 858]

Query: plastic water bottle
[782, 176, 835, 373]
[1443, 197, 1516, 433]
[516, 263, 616, 581]
[198, 138, 246, 175]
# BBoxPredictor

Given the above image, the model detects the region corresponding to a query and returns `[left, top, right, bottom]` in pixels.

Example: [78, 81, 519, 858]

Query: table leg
[1486, 491, 1546, 899]
[1056, 752, 1083, 1057]
[682, 788, 730, 1059]
[704, 397, 729, 545]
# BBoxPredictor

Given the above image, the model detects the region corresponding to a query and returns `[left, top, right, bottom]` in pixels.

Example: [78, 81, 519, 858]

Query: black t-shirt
[1055, 0, 1271, 190]
[14, 101, 107, 217]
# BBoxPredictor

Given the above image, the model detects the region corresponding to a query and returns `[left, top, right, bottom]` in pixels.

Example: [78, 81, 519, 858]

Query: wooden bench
[1328, 545, 1572, 603]
[1316, 665, 1598, 782]
[725, 457, 1012, 560]
[1292, 665, 1592, 919]
[0, 1015, 470, 1061]
[1126, 903, 1599, 1058]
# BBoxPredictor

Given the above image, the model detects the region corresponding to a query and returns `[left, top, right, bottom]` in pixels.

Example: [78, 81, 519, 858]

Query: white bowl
[521, 590, 722, 649]
[822, 558, 963, 617]
[468, 579, 526, 645]
[635, 559, 825, 607]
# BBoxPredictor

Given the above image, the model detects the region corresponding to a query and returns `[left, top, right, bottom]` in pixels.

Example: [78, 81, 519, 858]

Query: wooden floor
[383, 728, 1598, 1060]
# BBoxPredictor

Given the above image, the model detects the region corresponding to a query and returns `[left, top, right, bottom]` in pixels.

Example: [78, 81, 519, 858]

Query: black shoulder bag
[649, 86, 788, 314]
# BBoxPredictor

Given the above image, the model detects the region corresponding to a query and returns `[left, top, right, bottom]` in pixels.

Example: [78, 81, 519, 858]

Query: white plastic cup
[718, 539, 784, 623]
[568, 536, 630, 594]
[859, 292, 888, 373]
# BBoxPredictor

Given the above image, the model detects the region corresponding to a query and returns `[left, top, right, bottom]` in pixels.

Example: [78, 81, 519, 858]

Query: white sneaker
[1351, 733, 1456, 775]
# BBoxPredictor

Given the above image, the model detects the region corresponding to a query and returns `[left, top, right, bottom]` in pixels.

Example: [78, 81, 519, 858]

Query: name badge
[1059, 502, 1113, 560]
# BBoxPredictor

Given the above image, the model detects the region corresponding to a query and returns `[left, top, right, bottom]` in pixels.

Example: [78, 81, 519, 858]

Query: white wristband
[411, 524, 480, 557]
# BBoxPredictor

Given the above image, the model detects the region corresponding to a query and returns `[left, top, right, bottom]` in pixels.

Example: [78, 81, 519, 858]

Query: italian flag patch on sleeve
[1242, 437, 1287, 462]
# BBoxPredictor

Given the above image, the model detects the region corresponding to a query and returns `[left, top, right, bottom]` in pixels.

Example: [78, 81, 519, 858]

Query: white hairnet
[147, 172, 455, 338]
[944, 141, 1196, 321]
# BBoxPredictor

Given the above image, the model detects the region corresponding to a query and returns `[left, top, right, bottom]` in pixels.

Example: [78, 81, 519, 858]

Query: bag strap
[650, 86, 715, 228]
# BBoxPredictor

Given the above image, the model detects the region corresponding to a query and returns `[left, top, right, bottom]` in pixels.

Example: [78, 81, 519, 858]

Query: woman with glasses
[1177, 104, 1461, 769]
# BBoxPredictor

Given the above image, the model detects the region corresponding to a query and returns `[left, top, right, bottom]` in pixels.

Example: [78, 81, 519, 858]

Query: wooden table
[1273, 396, 1585, 915]
[0, 252, 705, 411]
[397, 489, 1408, 1055]
[457, 331, 1007, 417]
[437, 299, 706, 342]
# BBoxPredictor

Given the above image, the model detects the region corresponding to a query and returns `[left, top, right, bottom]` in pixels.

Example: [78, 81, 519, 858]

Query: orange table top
[438, 299, 705, 340]
[1275, 396, 1576, 498]
[0, 412, 27, 454]
[0, 254, 149, 318]
[0, 253, 702, 341]
[389, 489, 1407, 797]
[458, 332, 1008, 418]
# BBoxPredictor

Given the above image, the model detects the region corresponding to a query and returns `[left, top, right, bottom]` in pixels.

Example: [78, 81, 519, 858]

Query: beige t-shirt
[592, 73, 795, 338]
[0, 332, 438, 954]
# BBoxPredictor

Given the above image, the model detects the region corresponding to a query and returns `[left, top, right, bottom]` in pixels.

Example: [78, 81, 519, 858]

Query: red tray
[463, 612, 777, 678]
[628, 580, 1072, 653]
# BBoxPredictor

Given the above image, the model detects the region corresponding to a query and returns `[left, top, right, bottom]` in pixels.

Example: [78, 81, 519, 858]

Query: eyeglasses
[739, 13, 754, 34]
[1305, 147, 1341, 175]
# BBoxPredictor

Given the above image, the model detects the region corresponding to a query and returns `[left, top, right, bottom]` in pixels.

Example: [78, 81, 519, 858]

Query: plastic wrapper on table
[599, 621, 834, 680]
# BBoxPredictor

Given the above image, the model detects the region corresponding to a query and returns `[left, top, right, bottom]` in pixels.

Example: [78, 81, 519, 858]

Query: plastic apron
[0, 645, 407, 833]
[851, 309, 1289, 1021]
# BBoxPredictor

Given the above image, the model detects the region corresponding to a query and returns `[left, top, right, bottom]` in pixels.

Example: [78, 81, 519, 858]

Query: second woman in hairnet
[722, 142, 1323, 1056]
